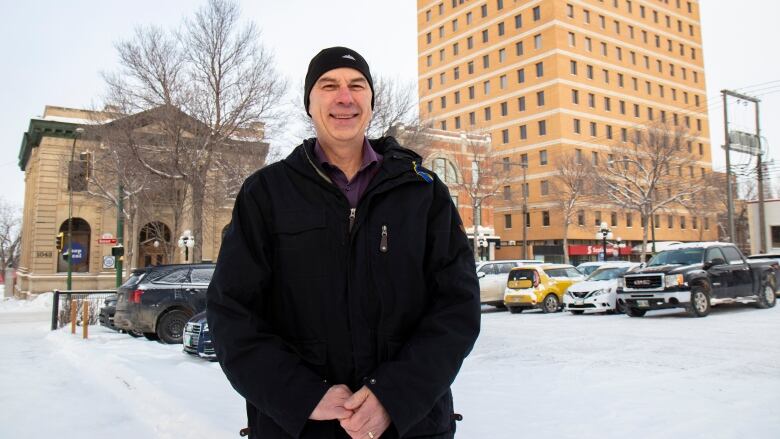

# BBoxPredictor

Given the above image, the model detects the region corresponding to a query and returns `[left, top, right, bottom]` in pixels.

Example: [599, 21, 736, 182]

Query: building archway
[57, 218, 91, 273]
[138, 221, 172, 267]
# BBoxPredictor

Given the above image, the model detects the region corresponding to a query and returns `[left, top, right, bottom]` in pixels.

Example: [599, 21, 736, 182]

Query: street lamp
[178, 230, 195, 262]
[595, 221, 613, 262]
[66, 127, 85, 290]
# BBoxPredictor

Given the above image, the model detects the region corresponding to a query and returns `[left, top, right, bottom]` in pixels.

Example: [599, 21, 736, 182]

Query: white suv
[476, 260, 540, 307]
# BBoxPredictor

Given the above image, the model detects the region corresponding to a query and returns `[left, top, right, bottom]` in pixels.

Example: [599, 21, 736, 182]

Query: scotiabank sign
[568, 244, 632, 256]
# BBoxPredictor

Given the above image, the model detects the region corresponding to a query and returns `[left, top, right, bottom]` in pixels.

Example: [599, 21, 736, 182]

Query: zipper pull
[349, 208, 356, 233]
[380, 225, 388, 253]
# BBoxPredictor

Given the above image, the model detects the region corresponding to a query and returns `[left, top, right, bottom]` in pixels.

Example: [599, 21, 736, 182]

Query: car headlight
[616, 278, 625, 288]
[590, 289, 605, 297]
[664, 274, 684, 287]
[565, 291, 574, 298]
[202, 322, 209, 332]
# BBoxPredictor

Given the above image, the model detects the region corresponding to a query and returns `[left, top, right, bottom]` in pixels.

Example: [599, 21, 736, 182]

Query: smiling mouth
[330, 113, 358, 119]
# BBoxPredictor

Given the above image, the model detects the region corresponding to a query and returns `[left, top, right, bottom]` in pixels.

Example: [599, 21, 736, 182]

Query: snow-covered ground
[0, 297, 778, 438]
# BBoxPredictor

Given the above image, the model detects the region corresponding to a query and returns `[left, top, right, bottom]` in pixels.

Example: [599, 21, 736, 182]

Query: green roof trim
[18, 119, 81, 171]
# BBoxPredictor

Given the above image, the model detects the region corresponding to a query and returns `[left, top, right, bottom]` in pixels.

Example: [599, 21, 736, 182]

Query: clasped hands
[310, 384, 390, 439]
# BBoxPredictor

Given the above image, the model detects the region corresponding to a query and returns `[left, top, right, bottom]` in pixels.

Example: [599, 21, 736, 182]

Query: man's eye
[322, 85, 336, 90]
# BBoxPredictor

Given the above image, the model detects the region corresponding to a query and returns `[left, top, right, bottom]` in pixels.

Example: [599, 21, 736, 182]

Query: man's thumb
[344, 387, 369, 410]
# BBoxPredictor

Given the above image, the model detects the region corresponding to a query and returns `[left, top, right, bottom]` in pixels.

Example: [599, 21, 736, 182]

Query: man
[207, 46, 480, 439]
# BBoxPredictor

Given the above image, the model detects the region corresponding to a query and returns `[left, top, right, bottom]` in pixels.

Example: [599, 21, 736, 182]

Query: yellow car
[504, 264, 585, 314]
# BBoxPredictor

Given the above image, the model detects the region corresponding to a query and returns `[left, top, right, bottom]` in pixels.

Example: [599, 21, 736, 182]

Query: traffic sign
[103, 255, 116, 269]
[98, 238, 118, 244]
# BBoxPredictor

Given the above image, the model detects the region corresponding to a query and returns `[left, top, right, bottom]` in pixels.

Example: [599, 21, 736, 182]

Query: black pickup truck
[617, 242, 777, 317]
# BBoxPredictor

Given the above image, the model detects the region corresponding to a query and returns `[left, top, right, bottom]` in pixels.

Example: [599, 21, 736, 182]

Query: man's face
[308, 67, 372, 148]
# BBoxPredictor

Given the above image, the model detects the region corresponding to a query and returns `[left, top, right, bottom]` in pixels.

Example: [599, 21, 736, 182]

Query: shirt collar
[314, 138, 379, 172]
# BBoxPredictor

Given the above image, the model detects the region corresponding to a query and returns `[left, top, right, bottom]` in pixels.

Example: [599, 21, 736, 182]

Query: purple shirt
[314, 138, 383, 208]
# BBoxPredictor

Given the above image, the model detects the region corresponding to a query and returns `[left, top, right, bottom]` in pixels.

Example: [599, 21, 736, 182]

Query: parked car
[114, 263, 216, 343]
[575, 261, 609, 277]
[618, 242, 777, 317]
[182, 311, 216, 360]
[504, 264, 584, 314]
[476, 259, 540, 307]
[563, 262, 640, 314]
[98, 294, 119, 331]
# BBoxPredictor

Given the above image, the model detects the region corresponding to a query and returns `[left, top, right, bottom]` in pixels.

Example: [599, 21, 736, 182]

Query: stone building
[15, 105, 268, 297]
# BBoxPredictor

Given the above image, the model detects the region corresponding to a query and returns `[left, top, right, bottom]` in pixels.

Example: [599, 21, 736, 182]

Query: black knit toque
[304, 46, 374, 116]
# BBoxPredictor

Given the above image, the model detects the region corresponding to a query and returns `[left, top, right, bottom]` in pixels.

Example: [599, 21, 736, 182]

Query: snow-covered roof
[33, 115, 111, 125]
[658, 241, 729, 250]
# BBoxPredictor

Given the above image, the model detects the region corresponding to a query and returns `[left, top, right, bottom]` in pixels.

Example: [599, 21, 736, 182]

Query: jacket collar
[284, 136, 427, 188]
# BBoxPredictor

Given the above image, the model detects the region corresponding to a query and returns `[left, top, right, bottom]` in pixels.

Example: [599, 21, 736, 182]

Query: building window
[518, 96, 526, 111]
[501, 129, 509, 144]
[533, 6, 541, 21]
[432, 158, 460, 184]
[537, 90, 545, 106]
[540, 150, 548, 165]
[536, 62, 544, 77]
[540, 180, 549, 196]
[505, 214, 512, 229]
[500, 75, 507, 89]
[515, 14, 523, 28]
[498, 22, 505, 36]
[534, 34, 542, 49]
[611, 212, 618, 227]
[501, 101, 508, 116]
[578, 210, 585, 226]
[503, 185, 512, 200]
[517, 68, 525, 83]
[573, 118, 581, 134]
[516, 41, 524, 56]
[538, 120, 547, 136]
[519, 125, 528, 140]
[570, 60, 578, 75]
[594, 211, 601, 226]
[572, 89, 579, 104]
[680, 216, 686, 229]
[626, 213, 633, 227]
[542, 211, 550, 226]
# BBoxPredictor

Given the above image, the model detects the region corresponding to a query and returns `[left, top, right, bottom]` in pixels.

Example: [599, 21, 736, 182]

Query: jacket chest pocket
[274, 211, 328, 278]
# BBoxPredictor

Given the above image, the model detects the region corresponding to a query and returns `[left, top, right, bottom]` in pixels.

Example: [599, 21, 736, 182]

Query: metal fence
[50, 290, 116, 331]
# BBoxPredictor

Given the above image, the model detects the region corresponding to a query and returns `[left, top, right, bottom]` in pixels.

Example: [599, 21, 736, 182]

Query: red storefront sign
[568, 244, 632, 256]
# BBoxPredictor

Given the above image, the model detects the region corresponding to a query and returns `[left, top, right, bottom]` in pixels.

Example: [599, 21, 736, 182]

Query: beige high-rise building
[418, 0, 716, 262]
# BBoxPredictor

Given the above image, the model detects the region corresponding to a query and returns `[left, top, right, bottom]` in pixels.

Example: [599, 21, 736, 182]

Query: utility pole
[521, 161, 528, 260]
[722, 89, 763, 250]
[722, 91, 735, 244]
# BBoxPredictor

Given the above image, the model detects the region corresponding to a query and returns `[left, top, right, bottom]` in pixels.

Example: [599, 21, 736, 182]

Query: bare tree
[595, 121, 708, 261]
[450, 132, 509, 261]
[294, 75, 417, 140]
[0, 198, 21, 277]
[553, 153, 594, 264]
[103, 0, 284, 262]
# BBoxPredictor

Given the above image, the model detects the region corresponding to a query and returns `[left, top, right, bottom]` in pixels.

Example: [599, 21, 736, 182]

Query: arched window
[58, 218, 91, 273]
[138, 222, 172, 267]
[431, 157, 460, 184]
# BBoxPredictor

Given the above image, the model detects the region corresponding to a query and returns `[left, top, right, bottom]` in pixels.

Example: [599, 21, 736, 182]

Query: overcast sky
[1, 0, 778, 208]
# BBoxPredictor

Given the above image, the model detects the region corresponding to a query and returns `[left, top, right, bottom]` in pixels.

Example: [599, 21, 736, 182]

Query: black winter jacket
[207, 137, 481, 438]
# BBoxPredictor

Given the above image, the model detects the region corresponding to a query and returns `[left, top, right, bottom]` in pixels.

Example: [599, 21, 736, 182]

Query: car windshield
[545, 268, 581, 278]
[578, 265, 600, 276]
[647, 248, 704, 266]
[587, 267, 630, 281]
[120, 272, 145, 288]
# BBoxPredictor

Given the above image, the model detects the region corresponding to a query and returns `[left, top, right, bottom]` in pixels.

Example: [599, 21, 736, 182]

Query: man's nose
[335, 85, 354, 104]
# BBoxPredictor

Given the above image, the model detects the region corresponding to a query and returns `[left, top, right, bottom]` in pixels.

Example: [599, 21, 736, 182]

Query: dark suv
[113, 263, 215, 343]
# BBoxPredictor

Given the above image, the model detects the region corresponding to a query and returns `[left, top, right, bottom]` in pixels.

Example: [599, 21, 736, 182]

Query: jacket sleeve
[206, 174, 329, 438]
[367, 177, 481, 436]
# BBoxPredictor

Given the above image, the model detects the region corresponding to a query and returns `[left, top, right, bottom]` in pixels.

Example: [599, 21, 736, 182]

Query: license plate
[574, 299, 584, 305]
[183, 334, 192, 346]
[637, 300, 649, 307]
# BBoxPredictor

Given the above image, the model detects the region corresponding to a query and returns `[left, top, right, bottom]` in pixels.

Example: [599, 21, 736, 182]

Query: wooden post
[82, 301, 89, 339]
[70, 300, 77, 334]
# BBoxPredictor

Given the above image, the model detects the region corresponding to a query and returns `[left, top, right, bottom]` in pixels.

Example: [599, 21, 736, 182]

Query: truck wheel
[156, 310, 192, 344]
[626, 307, 646, 317]
[687, 286, 711, 317]
[756, 278, 777, 309]
[508, 306, 523, 314]
[614, 300, 627, 314]
[541, 294, 560, 313]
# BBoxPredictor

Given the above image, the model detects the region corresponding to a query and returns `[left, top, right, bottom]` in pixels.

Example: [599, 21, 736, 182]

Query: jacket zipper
[380, 225, 388, 253]
[349, 208, 356, 233]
